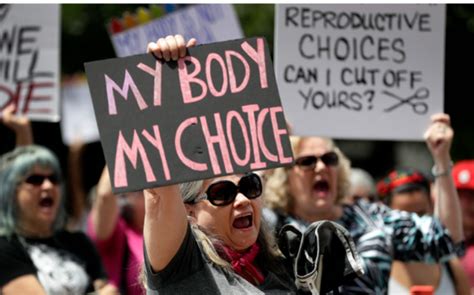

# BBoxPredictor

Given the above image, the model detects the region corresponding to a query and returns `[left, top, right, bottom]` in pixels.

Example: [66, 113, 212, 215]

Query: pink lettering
[137, 61, 162, 107]
[206, 53, 228, 97]
[242, 104, 266, 169]
[241, 38, 268, 89]
[105, 71, 148, 115]
[141, 125, 171, 180]
[114, 130, 156, 188]
[178, 56, 207, 104]
[200, 114, 234, 174]
[256, 108, 278, 162]
[225, 50, 250, 93]
[226, 111, 250, 166]
[175, 117, 208, 171]
[270, 106, 293, 163]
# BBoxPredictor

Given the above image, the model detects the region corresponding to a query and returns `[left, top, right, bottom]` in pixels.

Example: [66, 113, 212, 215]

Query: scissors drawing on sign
[383, 87, 430, 115]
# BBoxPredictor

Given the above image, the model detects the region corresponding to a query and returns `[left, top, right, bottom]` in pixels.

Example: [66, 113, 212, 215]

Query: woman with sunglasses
[0, 145, 117, 294]
[144, 173, 296, 294]
[142, 36, 296, 294]
[264, 114, 464, 294]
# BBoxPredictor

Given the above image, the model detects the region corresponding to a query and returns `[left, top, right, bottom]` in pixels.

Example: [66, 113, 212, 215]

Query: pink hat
[452, 160, 474, 191]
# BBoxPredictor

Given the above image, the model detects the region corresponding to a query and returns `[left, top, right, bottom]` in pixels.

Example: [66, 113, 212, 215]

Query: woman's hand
[425, 113, 464, 243]
[146, 34, 197, 61]
[423, 113, 453, 166]
[1, 103, 33, 146]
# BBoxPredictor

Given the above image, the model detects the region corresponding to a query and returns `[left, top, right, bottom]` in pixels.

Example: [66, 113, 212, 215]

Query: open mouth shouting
[233, 212, 254, 230]
[313, 180, 330, 198]
[38, 195, 56, 214]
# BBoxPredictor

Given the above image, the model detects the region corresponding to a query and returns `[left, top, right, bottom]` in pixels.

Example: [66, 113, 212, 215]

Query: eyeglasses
[24, 174, 60, 186]
[189, 173, 262, 206]
[294, 152, 339, 171]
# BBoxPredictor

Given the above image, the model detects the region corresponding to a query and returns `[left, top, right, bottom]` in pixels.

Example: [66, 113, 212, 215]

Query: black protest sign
[85, 37, 293, 193]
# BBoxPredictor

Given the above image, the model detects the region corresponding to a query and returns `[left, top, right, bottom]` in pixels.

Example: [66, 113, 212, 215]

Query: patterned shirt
[264, 200, 464, 294]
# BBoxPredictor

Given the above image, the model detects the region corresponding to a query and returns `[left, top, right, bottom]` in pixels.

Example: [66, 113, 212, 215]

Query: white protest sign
[0, 4, 60, 121]
[110, 4, 244, 58]
[60, 76, 100, 146]
[275, 4, 446, 140]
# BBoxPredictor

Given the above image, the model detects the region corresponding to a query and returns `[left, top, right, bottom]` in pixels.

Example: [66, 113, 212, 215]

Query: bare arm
[67, 141, 87, 229]
[90, 167, 120, 240]
[144, 35, 197, 272]
[2, 275, 46, 295]
[144, 185, 189, 272]
[449, 257, 471, 295]
[1, 103, 33, 147]
[424, 113, 464, 243]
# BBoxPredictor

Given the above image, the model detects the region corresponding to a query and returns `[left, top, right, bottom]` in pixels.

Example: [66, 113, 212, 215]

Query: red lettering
[22, 82, 53, 114]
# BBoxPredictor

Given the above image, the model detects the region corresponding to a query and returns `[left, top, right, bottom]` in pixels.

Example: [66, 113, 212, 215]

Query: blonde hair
[264, 136, 351, 213]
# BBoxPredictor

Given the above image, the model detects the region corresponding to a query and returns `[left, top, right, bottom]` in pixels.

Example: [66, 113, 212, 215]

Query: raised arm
[144, 35, 197, 272]
[1, 103, 33, 147]
[424, 113, 464, 243]
[67, 140, 87, 229]
[90, 167, 120, 240]
[144, 185, 188, 272]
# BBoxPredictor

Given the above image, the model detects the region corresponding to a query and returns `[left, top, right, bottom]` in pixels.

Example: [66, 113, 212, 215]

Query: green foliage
[234, 4, 274, 54]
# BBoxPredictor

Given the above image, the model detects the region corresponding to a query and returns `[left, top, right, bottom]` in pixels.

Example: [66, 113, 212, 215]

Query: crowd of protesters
[0, 34, 473, 295]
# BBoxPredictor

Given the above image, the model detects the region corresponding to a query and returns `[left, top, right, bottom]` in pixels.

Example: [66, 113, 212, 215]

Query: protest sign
[110, 4, 243, 58]
[0, 4, 60, 121]
[275, 4, 446, 140]
[60, 75, 100, 145]
[85, 37, 293, 193]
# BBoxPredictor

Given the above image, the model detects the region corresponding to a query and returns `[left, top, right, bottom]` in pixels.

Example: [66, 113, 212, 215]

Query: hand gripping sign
[85, 37, 293, 194]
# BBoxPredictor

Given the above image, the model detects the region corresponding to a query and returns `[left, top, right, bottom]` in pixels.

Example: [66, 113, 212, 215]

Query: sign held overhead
[85, 37, 293, 193]
[275, 4, 446, 140]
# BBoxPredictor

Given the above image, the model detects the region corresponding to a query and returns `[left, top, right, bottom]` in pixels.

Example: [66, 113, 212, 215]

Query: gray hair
[177, 178, 287, 278]
[0, 145, 66, 236]
[179, 180, 204, 203]
[350, 168, 376, 195]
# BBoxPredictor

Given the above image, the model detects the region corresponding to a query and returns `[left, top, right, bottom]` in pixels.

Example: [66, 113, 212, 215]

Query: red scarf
[222, 243, 265, 285]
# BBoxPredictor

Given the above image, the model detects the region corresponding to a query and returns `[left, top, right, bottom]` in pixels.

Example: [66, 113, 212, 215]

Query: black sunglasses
[190, 173, 262, 206]
[24, 174, 60, 186]
[294, 152, 339, 170]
